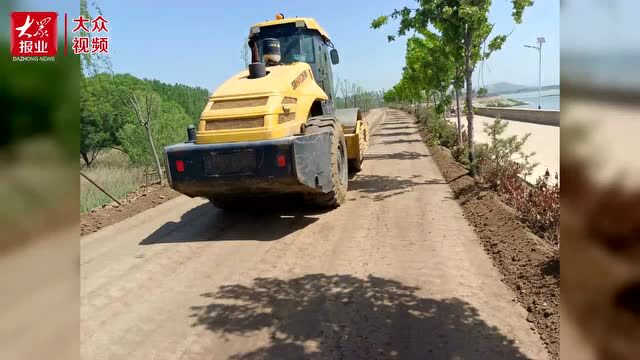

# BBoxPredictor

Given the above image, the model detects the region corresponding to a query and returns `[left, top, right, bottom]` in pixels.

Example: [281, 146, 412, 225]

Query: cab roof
[250, 17, 330, 40]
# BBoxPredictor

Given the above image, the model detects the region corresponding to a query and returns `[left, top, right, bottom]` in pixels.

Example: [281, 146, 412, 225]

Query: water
[500, 89, 560, 110]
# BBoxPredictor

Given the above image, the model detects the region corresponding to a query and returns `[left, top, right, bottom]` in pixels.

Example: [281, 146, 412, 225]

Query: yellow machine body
[196, 62, 327, 145]
[194, 16, 367, 163]
[164, 16, 369, 207]
[250, 17, 331, 39]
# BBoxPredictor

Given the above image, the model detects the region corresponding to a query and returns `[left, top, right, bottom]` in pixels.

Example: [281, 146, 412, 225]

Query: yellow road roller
[164, 15, 369, 208]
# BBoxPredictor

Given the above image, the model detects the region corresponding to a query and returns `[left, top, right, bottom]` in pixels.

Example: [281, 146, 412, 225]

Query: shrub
[451, 130, 470, 165]
[521, 172, 560, 244]
[415, 104, 432, 122]
[413, 110, 559, 245]
[476, 118, 559, 245]
[430, 117, 458, 148]
[416, 106, 458, 148]
[477, 117, 537, 189]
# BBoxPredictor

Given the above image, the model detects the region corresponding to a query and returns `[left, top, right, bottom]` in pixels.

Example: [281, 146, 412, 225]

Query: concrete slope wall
[474, 107, 559, 127]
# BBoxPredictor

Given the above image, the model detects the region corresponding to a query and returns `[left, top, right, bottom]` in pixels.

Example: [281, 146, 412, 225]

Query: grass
[80, 150, 146, 212]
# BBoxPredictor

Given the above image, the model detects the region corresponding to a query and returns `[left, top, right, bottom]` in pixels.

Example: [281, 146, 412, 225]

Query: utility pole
[524, 36, 545, 109]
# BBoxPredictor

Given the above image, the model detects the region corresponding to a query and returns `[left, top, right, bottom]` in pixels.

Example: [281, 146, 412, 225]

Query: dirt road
[81, 109, 548, 359]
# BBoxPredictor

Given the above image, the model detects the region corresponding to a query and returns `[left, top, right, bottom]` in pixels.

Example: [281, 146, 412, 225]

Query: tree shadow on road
[190, 274, 531, 359]
[349, 174, 445, 202]
[372, 131, 415, 137]
[365, 151, 431, 161]
[379, 125, 413, 131]
[139, 203, 321, 245]
[382, 139, 424, 145]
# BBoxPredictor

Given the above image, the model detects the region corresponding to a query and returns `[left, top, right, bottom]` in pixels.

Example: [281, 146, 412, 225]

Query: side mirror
[330, 49, 339, 65]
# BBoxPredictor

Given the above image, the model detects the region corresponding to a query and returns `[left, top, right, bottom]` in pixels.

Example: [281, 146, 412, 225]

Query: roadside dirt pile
[81, 184, 179, 236]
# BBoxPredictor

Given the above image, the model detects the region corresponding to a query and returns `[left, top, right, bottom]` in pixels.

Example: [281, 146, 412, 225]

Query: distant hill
[481, 82, 559, 96]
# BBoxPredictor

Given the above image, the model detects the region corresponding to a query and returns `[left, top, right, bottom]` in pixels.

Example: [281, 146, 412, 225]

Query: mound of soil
[421, 129, 559, 359]
[81, 184, 179, 236]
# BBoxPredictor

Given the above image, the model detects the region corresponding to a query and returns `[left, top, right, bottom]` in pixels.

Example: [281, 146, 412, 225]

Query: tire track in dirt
[82, 108, 549, 360]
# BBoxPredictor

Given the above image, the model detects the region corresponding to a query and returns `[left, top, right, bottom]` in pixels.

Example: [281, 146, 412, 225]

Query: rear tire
[348, 120, 368, 173]
[303, 115, 348, 208]
[349, 158, 363, 172]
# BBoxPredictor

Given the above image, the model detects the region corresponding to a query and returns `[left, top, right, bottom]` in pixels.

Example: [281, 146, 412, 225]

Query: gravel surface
[81, 109, 548, 359]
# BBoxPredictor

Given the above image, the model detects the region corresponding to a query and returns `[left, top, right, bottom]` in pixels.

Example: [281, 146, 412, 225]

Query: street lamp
[524, 36, 545, 109]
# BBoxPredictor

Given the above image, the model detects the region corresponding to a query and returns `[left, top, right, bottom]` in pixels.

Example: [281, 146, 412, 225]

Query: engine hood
[211, 62, 328, 100]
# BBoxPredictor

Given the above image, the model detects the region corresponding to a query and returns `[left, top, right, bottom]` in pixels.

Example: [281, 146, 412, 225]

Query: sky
[20, 0, 560, 92]
[562, 0, 640, 53]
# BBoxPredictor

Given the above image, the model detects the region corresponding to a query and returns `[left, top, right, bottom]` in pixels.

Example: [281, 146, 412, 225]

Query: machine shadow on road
[189, 274, 530, 359]
[139, 202, 323, 245]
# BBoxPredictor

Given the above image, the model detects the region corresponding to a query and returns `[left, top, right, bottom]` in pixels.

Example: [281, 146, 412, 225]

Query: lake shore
[474, 95, 528, 108]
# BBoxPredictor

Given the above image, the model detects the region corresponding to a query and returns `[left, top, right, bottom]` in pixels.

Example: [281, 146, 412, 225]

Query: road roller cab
[164, 14, 369, 209]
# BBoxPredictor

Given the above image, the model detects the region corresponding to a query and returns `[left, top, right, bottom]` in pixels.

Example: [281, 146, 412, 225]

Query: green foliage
[334, 79, 385, 112]
[477, 117, 538, 186]
[118, 98, 192, 167]
[428, 117, 458, 149]
[146, 79, 209, 122]
[415, 106, 458, 149]
[373, 0, 534, 176]
[475, 117, 559, 244]
[477, 87, 488, 97]
[372, 1, 535, 93]
[80, 73, 208, 166]
[511, 0, 535, 23]
[80, 74, 133, 165]
[380, 31, 461, 113]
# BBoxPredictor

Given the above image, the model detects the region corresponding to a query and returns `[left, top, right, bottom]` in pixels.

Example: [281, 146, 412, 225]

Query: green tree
[477, 87, 488, 97]
[372, 0, 534, 176]
[405, 33, 457, 116]
[145, 79, 209, 122]
[80, 74, 141, 166]
[119, 97, 192, 169]
[478, 117, 537, 185]
[124, 91, 164, 184]
[80, 73, 208, 166]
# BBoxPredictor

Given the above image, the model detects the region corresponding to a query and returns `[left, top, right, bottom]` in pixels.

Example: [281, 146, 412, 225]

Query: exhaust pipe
[246, 38, 280, 79]
[186, 125, 196, 142]
[247, 38, 267, 79]
[248, 62, 266, 79]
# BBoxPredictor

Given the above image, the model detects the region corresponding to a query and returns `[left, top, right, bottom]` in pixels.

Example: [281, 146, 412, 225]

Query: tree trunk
[455, 87, 462, 145]
[81, 152, 92, 167]
[144, 125, 164, 185]
[441, 91, 446, 123]
[464, 26, 476, 177]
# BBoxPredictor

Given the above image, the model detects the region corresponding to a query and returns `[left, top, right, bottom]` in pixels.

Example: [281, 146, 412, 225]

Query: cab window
[254, 24, 317, 64]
